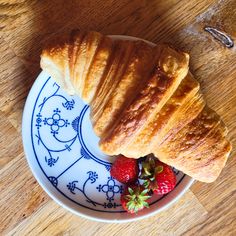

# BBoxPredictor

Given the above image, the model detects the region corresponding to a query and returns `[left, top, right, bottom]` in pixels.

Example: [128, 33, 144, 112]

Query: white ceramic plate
[22, 35, 194, 223]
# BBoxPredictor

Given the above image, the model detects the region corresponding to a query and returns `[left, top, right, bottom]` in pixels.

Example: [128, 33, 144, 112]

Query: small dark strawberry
[120, 184, 151, 214]
[141, 156, 176, 195]
[110, 155, 139, 184]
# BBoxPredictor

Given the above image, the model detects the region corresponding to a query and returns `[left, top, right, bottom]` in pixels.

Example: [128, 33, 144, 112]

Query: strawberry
[141, 156, 176, 195]
[110, 155, 139, 184]
[120, 184, 151, 214]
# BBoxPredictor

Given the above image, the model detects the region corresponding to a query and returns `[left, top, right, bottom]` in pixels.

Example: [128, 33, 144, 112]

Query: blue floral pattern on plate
[28, 75, 186, 213]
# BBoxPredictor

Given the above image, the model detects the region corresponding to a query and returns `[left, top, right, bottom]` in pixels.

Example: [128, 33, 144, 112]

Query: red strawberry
[141, 156, 176, 195]
[110, 155, 139, 184]
[120, 184, 150, 214]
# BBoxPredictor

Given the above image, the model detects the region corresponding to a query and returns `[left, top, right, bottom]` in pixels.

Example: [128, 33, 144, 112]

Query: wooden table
[0, 0, 235, 235]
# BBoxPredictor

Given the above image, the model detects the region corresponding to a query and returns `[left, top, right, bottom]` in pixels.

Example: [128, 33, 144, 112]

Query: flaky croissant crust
[41, 30, 231, 182]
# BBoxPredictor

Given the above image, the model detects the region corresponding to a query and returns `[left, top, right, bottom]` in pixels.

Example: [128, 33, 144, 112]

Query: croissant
[40, 30, 232, 183]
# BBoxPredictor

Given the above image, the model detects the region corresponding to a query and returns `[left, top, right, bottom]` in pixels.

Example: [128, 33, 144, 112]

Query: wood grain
[5, 190, 207, 236]
[0, 0, 235, 235]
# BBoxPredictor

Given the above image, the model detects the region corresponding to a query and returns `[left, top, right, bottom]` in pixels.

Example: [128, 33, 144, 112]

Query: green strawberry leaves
[124, 186, 151, 213]
[140, 155, 163, 181]
[143, 179, 150, 188]
[139, 156, 164, 193]
[155, 165, 163, 174]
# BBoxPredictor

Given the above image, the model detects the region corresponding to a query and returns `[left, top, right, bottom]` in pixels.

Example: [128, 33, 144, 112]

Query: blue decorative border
[77, 105, 111, 167]
[30, 76, 186, 213]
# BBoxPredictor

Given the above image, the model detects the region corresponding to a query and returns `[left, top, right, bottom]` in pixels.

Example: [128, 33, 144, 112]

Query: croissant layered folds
[41, 30, 231, 182]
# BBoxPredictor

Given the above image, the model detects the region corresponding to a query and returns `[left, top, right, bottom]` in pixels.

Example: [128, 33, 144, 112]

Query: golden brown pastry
[40, 30, 231, 183]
